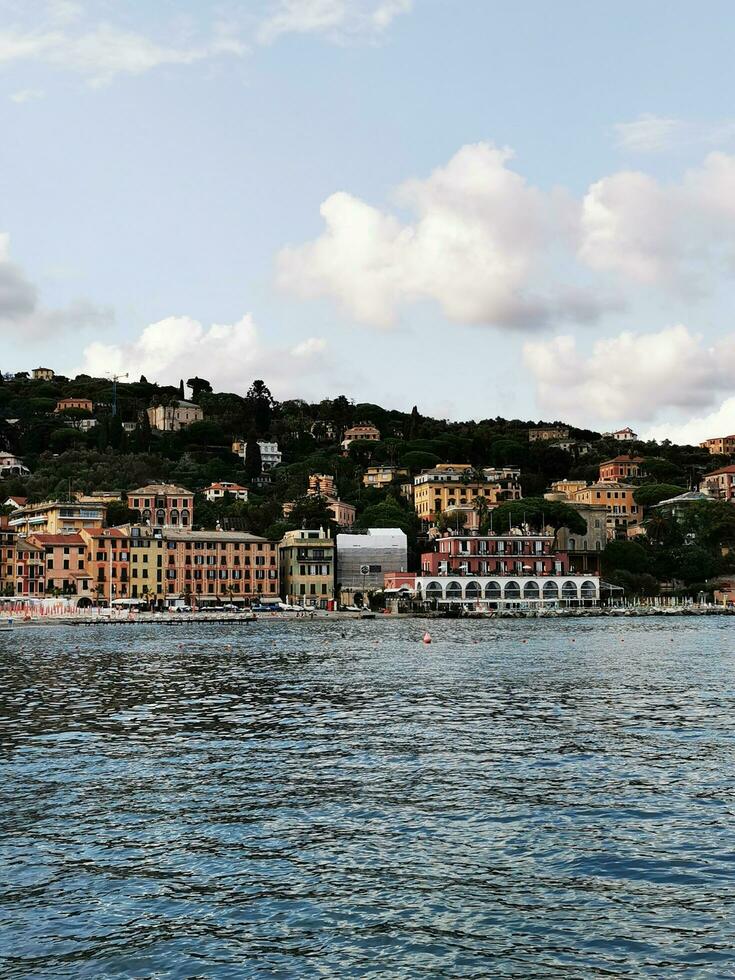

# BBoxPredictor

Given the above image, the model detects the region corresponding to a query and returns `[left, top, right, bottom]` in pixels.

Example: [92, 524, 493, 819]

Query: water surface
[1, 618, 734, 978]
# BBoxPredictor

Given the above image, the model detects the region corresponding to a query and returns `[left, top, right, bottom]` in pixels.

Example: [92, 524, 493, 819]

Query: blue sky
[3, 0, 735, 442]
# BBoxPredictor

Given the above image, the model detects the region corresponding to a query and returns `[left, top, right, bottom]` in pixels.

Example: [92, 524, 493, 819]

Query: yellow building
[147, 400, 203, 432]
[413, 464, 521, 522]
[126, 525, 166, 604]
[32, 367, 54, 380]
[278, 528, 335, 608]
[573, 481, 640, 539]
[8, 500, 106, 536]
[700, 435, 735, 456]
[363, 466, 409, 488]
[549, 479, 588, 500]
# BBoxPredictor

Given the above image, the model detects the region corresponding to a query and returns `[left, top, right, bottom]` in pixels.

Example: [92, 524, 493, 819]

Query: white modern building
[0, 453, 29, 476]
[204, 481, 249, 502]
[336, 528, 408, 591]
[414, 574, 600, 609]
[233, 439, 282, 471]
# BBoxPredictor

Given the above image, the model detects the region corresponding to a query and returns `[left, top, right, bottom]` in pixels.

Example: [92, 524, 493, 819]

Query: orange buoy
[422, 632, 432, 645]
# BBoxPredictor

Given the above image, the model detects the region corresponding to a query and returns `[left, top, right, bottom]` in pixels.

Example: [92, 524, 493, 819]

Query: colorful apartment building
[702, 465, 735, 501]
[416, 531, 598, 608]
[700, 435, 735, 456]
[308, 474, 336, 496]
[0, 517, 16, 595]
[548, 479, 588, 500]
[29, 533, 93, 597]
[80, 528, 131, 603]
[147, 401, 203, 432]
[599, 455, 645, 482]
[128, 484, 193, 528]
[413, 464, 521, 522]
[160, 529, 278, 605]
[279, 528, 335, 608]
[9, 500, 106, 535]
[573, 482, 640, 539]
[14, 539, 45, 595]
[127, 526, 165, 604]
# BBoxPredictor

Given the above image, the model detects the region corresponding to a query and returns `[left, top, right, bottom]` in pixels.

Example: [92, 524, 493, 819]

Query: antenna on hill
[107, 372, 128, 417]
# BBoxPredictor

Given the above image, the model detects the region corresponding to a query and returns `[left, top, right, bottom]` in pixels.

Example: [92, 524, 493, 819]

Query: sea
[1, 618, 734, 978]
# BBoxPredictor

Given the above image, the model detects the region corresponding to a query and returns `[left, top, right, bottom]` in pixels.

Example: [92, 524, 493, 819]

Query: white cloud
[78, 314, 330, 397]
[9, 87, 44, 102]
[0, 231, 111, 338]
[578, 152, 735, 292]
[614, 114, 735, 153]
[278, 142, 609, 330]
[0, 20, 247, 86]
[644, 398, 735, 446]
[523, 324, 735, 426]
[257, 0, 412, 43]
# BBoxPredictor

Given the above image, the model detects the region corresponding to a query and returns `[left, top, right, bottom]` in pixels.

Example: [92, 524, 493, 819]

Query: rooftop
[131, 484, 193, 495]
[161, 529, 270, 543]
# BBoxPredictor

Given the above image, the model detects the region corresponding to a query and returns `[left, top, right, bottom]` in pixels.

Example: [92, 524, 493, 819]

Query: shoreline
[3, 605, 735, 627]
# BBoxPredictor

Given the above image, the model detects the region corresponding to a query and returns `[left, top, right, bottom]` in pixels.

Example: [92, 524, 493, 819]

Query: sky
[2, 0, 735, 442]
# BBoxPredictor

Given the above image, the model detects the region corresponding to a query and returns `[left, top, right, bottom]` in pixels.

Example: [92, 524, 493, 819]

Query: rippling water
[1, 618, 735, 978]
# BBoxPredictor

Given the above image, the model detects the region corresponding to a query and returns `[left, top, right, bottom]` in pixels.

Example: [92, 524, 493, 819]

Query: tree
[487, 498, 587, 536]
[243, 432, 262, 482]
[187, 377, 212, 401]
[106, 500, 139, 526]
[633, 484, 684, 508]
[178, 379, 185, 400]
[601, 540, 650, 575]
[245, 379, 275, 436]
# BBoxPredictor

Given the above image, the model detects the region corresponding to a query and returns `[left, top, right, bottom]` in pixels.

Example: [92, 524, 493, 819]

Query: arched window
[170, 509, 179, 526]
[446, 581, 462, 602]
[426, 582, 443, 600]
[484, 581, 501, 599]
[581, 580, 597, 601]
[181, 509, 190, 527]
[569, 539, 576, 550]
[562, 581, 578, 603]
[523, 581, 540, 600]
[504, 581, 521, 600]
[156, 509, 166, 526]
[465, 581, 481, 600]
[142, 509, 151, 523]
[543, 581, 559, 600]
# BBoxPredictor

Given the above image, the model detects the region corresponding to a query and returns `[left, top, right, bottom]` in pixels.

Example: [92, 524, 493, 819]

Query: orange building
[341, 423, 380, 450]
[574, 481, 640, 539]
[161, 529, 278, 605]
[80, 528, 131, 603]
[599, 455, 645, 482]
[55, 397, 93, 413]
[702, 465, 735, 501]
[700, 435, 735, 456]
[129, 484, 194, 528]
[14, 539, 45, 595]
[28, 533, 93, 597]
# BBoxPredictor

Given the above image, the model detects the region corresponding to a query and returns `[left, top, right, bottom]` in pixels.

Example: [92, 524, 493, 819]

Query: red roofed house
[203, 482, 249, 503]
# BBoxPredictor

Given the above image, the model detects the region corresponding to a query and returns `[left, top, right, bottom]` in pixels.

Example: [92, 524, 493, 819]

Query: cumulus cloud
[0, 232, 112, 338]
[523, 325, 735, 425]
[579, 152, 735, 292]
[644, 398, 735, 446]
[257, 0, 412, 43]
[78, 314, 330, 397]
[278, 142, 610, 330]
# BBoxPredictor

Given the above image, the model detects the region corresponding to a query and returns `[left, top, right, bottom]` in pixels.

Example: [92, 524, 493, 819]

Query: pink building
[129, 484, 194, 528]
[421, 532, 569, 578]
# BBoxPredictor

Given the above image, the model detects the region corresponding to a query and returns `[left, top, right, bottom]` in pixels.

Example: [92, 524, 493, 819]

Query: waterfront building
[160, 529, 278, 605]
[80, 528, 130, 603]
[553, 503, 608, 575]
[29, 533, 93, 598]
[701, 465, 735, 501]
[599, 455, 645, 481]
[55, 397, 93, 414]
[700, 435, 735, 456]
[573, 482, 640, 539]
[413, 464, 521, 522]
[0, 517, 16, 595]
[14, 539, 45, 595]
[362, 466, 409, 488]
[128, 484, 193, 528]
[147, 401, 203, 432]
[203, 482, 249, 502]
[341, 423, 380, 451]
[416, 531, 599, 608]
[336, 528, 408, 596]
[279, 528, 335, 608]
[9, 499, 106, 535]
[232, 439, 282, 471]
[529, 426, 569, 442]
[32, 367, 54, 380]
[0, 453, 29, 476]
[126, 525, 165, 604]
[308, 474, 336, 496]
